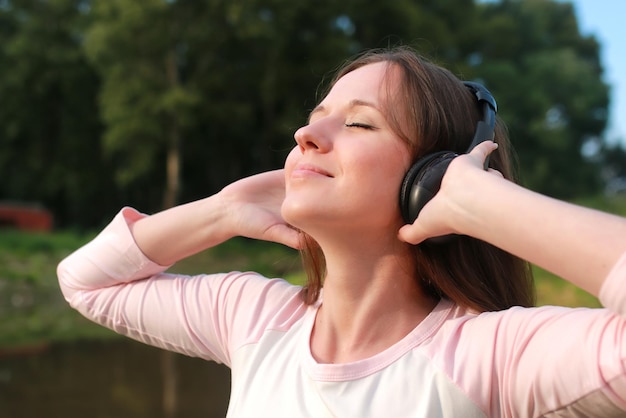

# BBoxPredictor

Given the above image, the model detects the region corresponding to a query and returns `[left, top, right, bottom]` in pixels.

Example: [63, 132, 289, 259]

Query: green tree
[601, 143, 626, 179]
[345, 0, 477, 57]
[84, 0, 202, 210]
[83, 0, 359, 209]
[470, 0, 609, 197]
[0, 0, 114, 227]
[0, 0, 614, 227]
[180, 0, 357, 196]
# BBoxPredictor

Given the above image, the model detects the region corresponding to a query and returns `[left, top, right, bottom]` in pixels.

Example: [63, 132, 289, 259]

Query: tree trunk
[163, 47, 182, 210]
[161, 47, 182, 418]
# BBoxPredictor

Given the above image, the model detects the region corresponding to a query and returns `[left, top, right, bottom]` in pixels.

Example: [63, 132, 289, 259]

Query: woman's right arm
[131, 169, 301, 266]
[56, 169, 304, 363]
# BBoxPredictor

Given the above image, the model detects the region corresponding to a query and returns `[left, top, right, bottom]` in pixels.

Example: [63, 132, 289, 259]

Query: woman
[58, 47, 626, 417]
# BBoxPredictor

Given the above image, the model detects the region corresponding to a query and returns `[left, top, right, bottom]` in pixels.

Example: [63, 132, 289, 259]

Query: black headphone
[399, 81, 498, 228]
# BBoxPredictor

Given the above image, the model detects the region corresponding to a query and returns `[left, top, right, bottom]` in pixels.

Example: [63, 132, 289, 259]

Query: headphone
[399, 81, 498, 228]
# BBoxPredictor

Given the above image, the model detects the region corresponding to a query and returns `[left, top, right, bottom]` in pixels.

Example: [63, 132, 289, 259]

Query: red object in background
[0, 203, 53, 232]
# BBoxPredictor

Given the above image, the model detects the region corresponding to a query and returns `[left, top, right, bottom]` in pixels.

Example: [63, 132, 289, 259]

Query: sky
[568, 0, 626, 146]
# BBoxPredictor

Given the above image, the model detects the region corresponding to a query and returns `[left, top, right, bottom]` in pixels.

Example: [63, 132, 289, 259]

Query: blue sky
[568, 0, 626, 146]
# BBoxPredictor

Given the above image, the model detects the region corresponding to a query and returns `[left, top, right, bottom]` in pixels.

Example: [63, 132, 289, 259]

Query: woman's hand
[218, 169, 302, 249]
[398, 141, 501, 245]
[131, 169, 301, 266]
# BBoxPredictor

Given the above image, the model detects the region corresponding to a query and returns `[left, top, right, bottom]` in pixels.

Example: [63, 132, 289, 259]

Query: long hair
[298, 46, 535, 312]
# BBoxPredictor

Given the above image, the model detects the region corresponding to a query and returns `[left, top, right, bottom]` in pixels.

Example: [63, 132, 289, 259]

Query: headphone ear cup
[400, 155, 436, 223]
[399, 151, 457, 224]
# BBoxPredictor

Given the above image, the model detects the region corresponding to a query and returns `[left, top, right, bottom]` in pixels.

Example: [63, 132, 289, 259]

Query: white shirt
[58, 208, 626, 417]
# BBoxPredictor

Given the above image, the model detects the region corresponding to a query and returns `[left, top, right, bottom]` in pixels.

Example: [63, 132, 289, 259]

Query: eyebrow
[308, 99, 381, 122]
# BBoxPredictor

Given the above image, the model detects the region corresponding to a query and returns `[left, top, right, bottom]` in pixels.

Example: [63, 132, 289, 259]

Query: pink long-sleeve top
[57, 208, 626, 417]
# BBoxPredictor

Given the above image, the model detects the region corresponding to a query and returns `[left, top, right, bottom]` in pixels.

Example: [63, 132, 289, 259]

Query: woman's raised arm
[399, 141, 626, 296]
[131, 169, 301, 266]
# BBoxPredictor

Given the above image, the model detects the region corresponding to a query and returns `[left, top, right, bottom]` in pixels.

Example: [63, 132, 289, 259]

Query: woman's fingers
[264, 224, 302, 250]
[470, 140, 499, 163]
[397, 223, 429, 245]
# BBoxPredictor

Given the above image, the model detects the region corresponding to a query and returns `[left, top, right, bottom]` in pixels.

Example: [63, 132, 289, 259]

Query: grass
[0, 229, 117, 349]
[175, 237, 304, 284]
[532, 266, 601, 308]
[530, 193, 626, 308]
[0, 193, 624, 348]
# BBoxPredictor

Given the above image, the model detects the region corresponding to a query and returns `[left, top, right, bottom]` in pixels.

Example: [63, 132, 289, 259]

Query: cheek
[283, 146, 303, 198]
[355, 149, 409, 191]
[281, 148, 308, 226]
[353, 149, 410, 213]
[284, 146, 300, 173]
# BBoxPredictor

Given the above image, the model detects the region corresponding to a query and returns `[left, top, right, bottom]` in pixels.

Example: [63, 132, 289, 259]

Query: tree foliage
[0, 0, 617, 228]
[472, 0, 609, 196]
[0, 0, 119, 227]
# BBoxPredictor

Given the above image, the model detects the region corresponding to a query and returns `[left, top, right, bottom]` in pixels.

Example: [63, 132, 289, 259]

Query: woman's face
[282, 62, 412, 233]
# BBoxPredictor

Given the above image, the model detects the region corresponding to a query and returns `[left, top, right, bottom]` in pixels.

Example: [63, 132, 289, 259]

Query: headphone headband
[462, 81, 498, 164]
[463, 81, 497, 112]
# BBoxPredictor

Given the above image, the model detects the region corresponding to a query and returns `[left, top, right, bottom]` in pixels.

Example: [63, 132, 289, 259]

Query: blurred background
[0, 0, 624, 417]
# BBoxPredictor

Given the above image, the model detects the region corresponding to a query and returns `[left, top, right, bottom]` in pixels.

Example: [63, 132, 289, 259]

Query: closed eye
[345, 122, 376, 130]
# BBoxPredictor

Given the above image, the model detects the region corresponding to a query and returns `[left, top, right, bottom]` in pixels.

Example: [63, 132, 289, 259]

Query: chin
[281, 200, 309, 229]
[281, 197, 332, 232]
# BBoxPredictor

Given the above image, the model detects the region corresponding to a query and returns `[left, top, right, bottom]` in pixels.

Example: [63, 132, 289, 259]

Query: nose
[294, 122, 330, 153]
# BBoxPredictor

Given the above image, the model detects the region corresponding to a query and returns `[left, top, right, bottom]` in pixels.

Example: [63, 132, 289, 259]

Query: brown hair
[298, 46, 535, 312]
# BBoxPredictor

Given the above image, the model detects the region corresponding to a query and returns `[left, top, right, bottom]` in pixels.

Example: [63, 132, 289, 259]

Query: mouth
[292, 163, 334, 178]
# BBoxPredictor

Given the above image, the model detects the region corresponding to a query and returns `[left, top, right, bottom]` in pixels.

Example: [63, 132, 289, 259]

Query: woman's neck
[309, 237, 438, 364]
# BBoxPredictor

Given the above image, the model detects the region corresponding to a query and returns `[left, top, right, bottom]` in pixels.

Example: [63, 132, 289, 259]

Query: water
[0, 339, 231, 418]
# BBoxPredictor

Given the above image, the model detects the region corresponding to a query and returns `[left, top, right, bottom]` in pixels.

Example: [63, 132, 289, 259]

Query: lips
[292, 163, 333, 178]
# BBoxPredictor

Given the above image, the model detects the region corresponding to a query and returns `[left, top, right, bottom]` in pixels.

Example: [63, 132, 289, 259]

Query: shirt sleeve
[599, 251, 626, 317]
[437, 251, 626, 417]
[57, 207, 306, 366]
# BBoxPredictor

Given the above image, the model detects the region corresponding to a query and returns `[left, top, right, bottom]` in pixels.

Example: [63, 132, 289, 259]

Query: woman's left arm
[399, 141, 626, 297]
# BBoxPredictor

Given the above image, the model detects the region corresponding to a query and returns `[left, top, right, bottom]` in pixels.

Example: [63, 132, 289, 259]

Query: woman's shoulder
[424, 302, 622, 417]
[446, 302, 609, 336]
[427, 300, 614, 360]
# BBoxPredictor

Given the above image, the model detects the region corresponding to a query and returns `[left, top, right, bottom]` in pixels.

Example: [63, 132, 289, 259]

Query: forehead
[323, 61, 399, 105]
